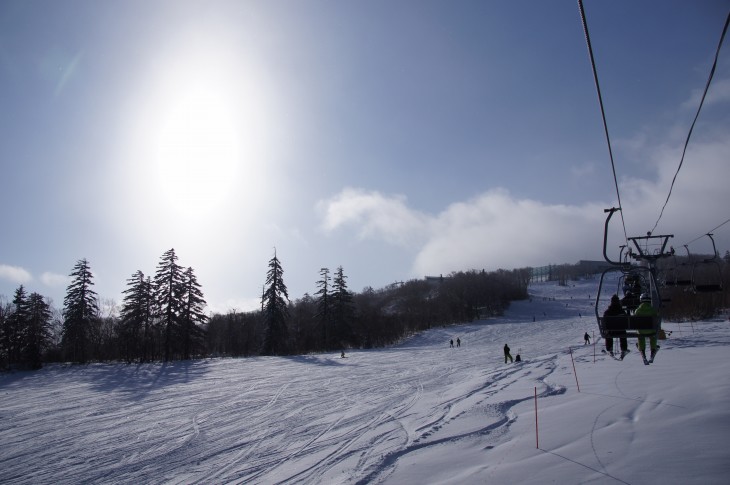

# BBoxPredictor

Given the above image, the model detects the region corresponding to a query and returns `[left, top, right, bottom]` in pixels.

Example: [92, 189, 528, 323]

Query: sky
[1, 0, 729, 313]
[1, 278, 728, 483]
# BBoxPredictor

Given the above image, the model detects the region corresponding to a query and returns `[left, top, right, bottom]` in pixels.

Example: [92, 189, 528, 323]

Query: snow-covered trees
[62, 259, 99, 364]
[261, 250, 289, 355]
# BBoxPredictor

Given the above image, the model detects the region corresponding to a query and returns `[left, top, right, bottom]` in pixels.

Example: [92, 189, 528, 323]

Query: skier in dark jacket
[603, 294, 629, 359]
[504, 344, 513, 363]
[584, 332, 591, 345]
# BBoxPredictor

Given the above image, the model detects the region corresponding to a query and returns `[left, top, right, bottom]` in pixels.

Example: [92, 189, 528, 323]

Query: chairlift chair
[595, 266, 660, 339]
[691, 234, 724, 293]
[594, 208, 672, 340]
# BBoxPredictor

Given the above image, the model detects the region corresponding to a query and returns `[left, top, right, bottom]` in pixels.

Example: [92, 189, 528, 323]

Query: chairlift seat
[599, 315, 658, 338]
[694, 284, 723, 293]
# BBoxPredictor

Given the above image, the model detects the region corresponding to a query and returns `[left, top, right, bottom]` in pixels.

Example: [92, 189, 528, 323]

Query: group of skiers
[503, 344, 520, 363]
[447, 339, 522, 364]
[449, 287, 661, 366]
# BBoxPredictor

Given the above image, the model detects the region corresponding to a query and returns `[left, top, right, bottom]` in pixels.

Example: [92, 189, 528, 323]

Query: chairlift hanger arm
[703, 233, 718, 262]
[602, 208, 630, 266]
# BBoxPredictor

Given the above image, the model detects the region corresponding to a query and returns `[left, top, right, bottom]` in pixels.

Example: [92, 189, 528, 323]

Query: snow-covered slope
[2, 277, 729, 484]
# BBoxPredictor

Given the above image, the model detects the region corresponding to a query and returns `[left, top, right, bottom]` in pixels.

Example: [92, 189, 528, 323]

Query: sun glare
[155, 81, 241, 216]
[116, 21, 280, 238]
[134, 31, 276, 222]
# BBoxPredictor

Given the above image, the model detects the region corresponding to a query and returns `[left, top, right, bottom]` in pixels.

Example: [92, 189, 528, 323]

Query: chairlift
[596, 266, 659, 339]
[691, 234, 723, 293]
[593, 208, 673, 339]
[664, 245, 692, 287]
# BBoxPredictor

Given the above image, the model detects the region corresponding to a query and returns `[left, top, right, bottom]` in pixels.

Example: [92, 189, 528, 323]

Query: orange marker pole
[569, 347, 580, 392]
[534, 386, 539, 448]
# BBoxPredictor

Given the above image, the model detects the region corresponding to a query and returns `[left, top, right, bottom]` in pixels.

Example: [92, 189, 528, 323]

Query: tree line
[1, 247, 534, 369]
[0, 248, 207, 369]
[4, 248, 729, 371]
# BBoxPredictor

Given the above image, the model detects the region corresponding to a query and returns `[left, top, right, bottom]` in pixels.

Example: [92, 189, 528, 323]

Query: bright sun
[120, 26, 277, 228]
[154, 80, 241, 216]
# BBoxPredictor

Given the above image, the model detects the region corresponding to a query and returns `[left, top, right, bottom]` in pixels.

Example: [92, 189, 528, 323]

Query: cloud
[570, 162, 597, 178]
[318, 187, 429, 247]
[412, 190, 606, 276]
[615, 131, 730, 242]
[318, 132, 729, 277]
[318, 110, 729, 279]
[318, 187, 608, 276]
[0, 264, 33, 284]
[681, 77, 730, 111]
[41, 272, 70, 288]
[209, 297, 262, 314]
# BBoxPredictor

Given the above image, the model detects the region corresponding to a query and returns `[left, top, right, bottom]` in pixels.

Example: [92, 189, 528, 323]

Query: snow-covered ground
[1, 277, 729, 484]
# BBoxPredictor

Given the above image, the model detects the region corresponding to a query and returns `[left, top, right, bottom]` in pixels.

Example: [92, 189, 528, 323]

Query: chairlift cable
[578, 0, 628, 245]
[683, 218, 730, 247]
[650, 11, 730, 235]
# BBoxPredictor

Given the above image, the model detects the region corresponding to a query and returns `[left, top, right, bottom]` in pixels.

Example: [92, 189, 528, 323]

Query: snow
[2, 277, 729, 484]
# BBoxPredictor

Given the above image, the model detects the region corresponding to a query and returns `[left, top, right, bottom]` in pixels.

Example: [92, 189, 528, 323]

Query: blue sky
[1, 0, 729, 313]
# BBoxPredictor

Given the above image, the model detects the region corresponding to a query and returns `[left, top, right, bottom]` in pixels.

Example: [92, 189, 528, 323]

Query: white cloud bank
[0, 264, 32, 284]
[318, 132, 729, 277]
[317, 188, 430, 247]
[40, 272, 70, 288]
[319, 187, 608, 277]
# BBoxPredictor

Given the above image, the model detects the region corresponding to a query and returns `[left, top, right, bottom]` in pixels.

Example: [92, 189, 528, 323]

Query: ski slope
[1, 277, 729, 484]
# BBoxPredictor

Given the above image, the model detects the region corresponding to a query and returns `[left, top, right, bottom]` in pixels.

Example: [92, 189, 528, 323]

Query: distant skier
[450, 339, 454, 348]
[584, 332, 590, 345]
[504, 344, 513, 363]
[456, 338, 461, 347]
[515, 353, 522, 362]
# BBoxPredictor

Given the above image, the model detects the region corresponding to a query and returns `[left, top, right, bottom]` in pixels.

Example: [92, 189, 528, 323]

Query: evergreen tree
[0, 298, 10, 369]
[315, 267, 331, 349]
[62, 259, 99, 364]
[24, 292, 52, 369]
[331, 266, 355, 347]
[120, 270, 154, 363]
[261, 249, 289, 355]
[179, 266, 208, 360]
[153, 248, 185, 361]
[5, 286, 29, 366]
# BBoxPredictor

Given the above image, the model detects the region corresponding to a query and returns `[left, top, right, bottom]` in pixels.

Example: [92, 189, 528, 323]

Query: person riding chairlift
[634, 293, 659, 363]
